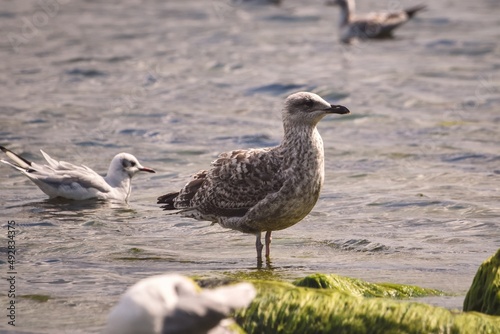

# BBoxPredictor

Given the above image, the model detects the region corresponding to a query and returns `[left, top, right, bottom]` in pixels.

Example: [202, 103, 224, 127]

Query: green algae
[236, 281, 500, 334]
[464, 248, 500, 316]
[197, 250, 500, 333]
[377, 282, 443, 298]
[20, 294, 51, 302]
[226, 321, 248, 334]
[129, 247, 144, 254]
[224, 269, 286, 282]
[293, 273, 443, 299]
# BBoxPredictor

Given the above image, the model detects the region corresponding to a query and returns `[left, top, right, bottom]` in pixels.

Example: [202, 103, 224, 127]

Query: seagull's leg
[265, 257, 272, 270]
[265, 231, 272, 258]
[255, 232, 263, 260]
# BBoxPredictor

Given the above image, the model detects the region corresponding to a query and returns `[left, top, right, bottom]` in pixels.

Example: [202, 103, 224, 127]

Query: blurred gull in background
[327, 0, 426, 43]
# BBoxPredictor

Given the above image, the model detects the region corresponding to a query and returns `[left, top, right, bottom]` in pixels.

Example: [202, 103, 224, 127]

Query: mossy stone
[20, 294, 51, 302]
[463, 248, 500, 315]
[236, 281, 500, 334]
[293, 273, 443, 299]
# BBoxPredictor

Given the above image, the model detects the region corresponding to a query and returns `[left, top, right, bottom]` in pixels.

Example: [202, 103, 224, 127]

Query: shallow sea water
[0, 0, 499, 332]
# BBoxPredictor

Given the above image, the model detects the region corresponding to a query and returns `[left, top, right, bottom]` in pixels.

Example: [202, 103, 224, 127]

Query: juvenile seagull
[105, 274, 256, 334]
[327, 0, 426, 43]
[158, 92, 350, 260]
[0, 146, 155, 201]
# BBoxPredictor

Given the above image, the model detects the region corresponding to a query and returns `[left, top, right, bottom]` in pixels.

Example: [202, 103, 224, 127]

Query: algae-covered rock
[236, 281, 500, 334]
[294, 273, 443, 299]
[19, 294, 51, 302]
[464, 248, 500, 315]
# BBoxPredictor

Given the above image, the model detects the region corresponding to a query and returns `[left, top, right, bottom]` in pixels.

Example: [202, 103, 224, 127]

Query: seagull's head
[282, 92, 350, 126]
[105, 274, 198, 334]
[109, 153, 156, 179]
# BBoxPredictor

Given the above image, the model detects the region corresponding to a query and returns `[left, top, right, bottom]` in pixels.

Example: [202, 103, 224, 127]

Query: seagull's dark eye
[122, 159, 136, 168]
[305, 99, 314, 108]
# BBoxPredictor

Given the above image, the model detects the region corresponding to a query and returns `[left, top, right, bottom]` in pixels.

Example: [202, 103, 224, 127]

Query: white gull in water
[158, 92, 350, 260]
[0, 146, 155, 201]
[327, 0, 426, 43]
[104, 274, 255, 334]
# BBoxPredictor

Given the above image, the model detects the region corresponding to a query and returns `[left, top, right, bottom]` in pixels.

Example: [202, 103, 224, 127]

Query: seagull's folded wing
[37, 169, 111, 194]
[364, 11, 408, 28]
[380, 11, 408, 27]
[184, 148, 284, 217]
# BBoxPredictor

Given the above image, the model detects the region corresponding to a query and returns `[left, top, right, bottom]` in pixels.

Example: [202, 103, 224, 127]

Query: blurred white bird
[0, 146, 155, 202]
[327, 0, 426, 43]
[104, 274, 256, 334]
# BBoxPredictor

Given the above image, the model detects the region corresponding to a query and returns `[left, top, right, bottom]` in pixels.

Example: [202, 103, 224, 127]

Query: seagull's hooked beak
[327, 104, 350, 115]
[139, 166, 156, 173]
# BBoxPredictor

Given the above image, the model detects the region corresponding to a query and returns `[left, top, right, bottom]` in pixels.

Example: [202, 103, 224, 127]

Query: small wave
[0, 11, 15, 18]
[264, 15, 320, 22]
[15, 222, 56, 227]
[246, 83, 310, 96]
[368, 200, 443, 208]
[426, 39, 495, 56]
[65, 68, 107, 77]
[119, 129, 160, 138]
[74, 141, 123, 149]
[442, 153, 499, 163]
[54, 57, 94, 64]
[214, 134, 278, 147]
[325, 239, 391, 253]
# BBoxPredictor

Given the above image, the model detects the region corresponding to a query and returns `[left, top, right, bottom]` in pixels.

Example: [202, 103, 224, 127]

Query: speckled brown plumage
[158, 92, 350, 260]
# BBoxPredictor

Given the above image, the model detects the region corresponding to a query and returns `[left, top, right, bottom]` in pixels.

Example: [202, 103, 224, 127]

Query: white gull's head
[107, 153, 155, 180]
[282, 92, 350, 126]
[105, 275, 197, 334]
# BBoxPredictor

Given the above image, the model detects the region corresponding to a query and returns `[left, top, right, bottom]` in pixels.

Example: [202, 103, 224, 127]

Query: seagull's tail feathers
[0, 146, 33, 170]
[157, 191, 179, 209]
[405, 4, 426, 18]
[1, 159, 36, 174]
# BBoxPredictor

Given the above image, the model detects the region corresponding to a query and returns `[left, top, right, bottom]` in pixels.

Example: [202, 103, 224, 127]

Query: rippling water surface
[0, 0, 499, 332]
